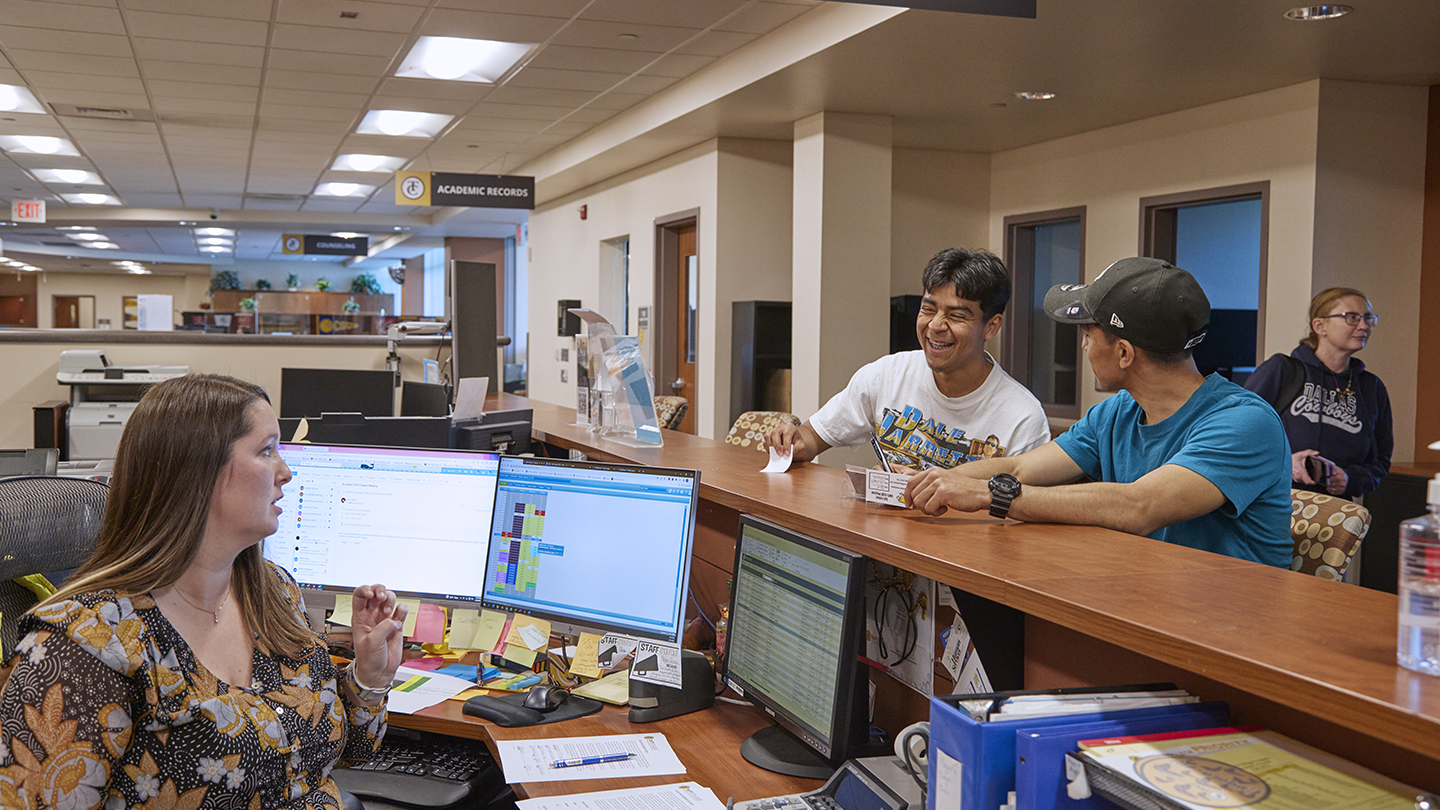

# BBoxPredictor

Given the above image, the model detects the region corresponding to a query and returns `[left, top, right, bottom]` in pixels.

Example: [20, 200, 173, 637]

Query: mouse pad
[463, 691, 604, 728]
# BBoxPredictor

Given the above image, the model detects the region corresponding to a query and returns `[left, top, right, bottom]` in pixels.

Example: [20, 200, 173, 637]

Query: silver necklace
[172, 586, 229, 624]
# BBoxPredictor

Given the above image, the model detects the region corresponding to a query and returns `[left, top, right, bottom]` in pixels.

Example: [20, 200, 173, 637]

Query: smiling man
[765, 248, 1049, 470]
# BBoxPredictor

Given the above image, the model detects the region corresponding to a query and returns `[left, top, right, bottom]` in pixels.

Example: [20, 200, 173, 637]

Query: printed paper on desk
[569, 632, 603, 679]
[865, 469, 910, 507]
[515, 781, 726, 810]
[596, 634, 637, 671]
[385, 665, 478, 714]
[453, 377, 489, 419]
[629, 639, 682, 689]
[495, 733, 685, 783]
[761, 446, 792, 473]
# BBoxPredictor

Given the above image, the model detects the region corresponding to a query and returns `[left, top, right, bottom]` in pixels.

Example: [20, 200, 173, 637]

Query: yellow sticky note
[505, 615, 552, 652]
[448, 609, 482, 649]
[469, 610, 508, 651]
[329, 595, 353, 627]
[569, 632, 603, 679]
[502, 645, 538, 668]
[399, 599, 421, 637]
[448, 686, 490, 702]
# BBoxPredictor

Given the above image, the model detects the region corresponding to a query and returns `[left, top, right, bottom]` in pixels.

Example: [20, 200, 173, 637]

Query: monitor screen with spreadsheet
[479, 455, 700, 644]
[263, 443, 500, 605]
[723, 515, 872, 777]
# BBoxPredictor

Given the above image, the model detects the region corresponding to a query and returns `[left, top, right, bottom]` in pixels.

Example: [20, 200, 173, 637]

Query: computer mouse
[523, 685, 569, 713]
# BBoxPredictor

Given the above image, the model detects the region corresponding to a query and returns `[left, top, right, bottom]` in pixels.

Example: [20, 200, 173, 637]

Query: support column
[790, 111, 893, 422]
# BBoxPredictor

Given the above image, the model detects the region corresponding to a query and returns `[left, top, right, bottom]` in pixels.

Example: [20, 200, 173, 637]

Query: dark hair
[1092, 323, 1193, 366]
[42, 374, 316, 658]
[1302, 287, 1370, 349]
[921, 248, 1011, 320]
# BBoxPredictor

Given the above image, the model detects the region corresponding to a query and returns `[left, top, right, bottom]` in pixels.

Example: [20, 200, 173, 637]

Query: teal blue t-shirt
[1054, 374, 1291, 567]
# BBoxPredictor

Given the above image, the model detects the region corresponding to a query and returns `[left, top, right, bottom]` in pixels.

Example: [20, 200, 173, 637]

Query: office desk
[482, 393, 1440, 793]
[391, 697, 821, 801]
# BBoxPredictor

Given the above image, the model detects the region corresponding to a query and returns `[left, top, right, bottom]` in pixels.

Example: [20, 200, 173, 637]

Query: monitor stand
[740, 725, 836, 780]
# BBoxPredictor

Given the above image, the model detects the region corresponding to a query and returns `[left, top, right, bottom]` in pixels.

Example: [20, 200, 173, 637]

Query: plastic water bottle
[1398, 474, 1440, 675]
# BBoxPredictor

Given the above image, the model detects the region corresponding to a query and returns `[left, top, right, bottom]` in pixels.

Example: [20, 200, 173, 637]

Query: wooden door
[54, 296, 80, 328]
[672, 224, 697, 433]
[0, 295, 33, 327]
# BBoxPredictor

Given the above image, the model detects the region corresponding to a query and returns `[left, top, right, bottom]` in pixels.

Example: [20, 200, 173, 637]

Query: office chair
[1289, 489, 1370, 581]
[0, 476, 108, 661]
[652, 396, 688, 431]
[725, 411, 799, 451]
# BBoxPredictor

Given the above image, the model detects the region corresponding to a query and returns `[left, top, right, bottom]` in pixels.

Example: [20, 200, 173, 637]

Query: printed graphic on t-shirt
[1290, 384, 1363, 434]
[876, 405, 1008, 470]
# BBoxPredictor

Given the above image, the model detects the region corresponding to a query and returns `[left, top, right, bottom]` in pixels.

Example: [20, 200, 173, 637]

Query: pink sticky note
[402, 656, 447, 672]
[409, 603, 446, 643]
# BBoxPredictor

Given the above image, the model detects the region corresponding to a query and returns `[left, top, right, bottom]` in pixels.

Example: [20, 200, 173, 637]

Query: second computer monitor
[264, 443, 500, 605]
[480, 456, 699, 644]
[280, 367, 394, 418]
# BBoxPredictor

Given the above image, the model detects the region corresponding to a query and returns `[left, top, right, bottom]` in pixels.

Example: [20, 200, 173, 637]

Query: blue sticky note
[436, 663, 479, 682]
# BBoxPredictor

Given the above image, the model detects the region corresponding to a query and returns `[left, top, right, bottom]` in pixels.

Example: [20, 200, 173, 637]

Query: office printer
[56, 350, 188, 460]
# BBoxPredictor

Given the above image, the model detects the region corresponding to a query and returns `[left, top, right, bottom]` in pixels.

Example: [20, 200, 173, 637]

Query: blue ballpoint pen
[550, 752, 637, 768]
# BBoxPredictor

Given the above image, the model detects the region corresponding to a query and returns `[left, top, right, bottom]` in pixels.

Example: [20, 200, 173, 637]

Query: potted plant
[238, 297, 256, 311]
[315, 277, 331, 292]
[341, 297, 359, 314]
[254, 279, 272, 291]
[208, 270, 241, 295]
[235, 297, 257, 333]
[286, 273, 300, 291]
[350, 272, 381, 295]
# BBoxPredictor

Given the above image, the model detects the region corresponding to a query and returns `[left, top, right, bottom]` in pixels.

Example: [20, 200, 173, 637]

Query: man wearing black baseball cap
[905, 257, 1292, 567]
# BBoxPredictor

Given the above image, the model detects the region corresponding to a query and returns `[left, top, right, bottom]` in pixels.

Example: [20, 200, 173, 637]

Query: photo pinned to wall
[865, 561, 936, 695]
[629, 639, 683, 689]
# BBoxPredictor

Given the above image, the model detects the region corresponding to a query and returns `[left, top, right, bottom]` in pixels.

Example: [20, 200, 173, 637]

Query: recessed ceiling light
[197, 237, 233, 246]
[332, 154, 405, 173]
[88, 242, 119, 249]
[70, 233, 107, 241]
[63, 192, 120, 205]
[1014, 91, 1056, 101]
[127, 267, 151, 274]
[0, 85, 45, 114]
[330, 232, 365, 239]
[0, 135, 80, 156]
[201, 245, 232, 253]
[1284, 5, 1352, 20]
[33, 168, 103, 185]
[356, 110, 454, 138]
[395, 36, 535, 84]
[58, 225, 97, 231]
[315, 182, 374, 197]
[194, 227, 234, 237]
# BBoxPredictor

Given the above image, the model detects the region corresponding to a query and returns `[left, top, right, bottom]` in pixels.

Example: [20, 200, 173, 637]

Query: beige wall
[891, 148, 993, 296]
[31, 270, 210, 330]
[990, 81, 1325, 416]
[1, 338, 441, 450]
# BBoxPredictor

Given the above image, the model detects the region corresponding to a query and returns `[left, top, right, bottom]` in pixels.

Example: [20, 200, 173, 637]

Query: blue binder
[1013, 701, 1230, 810]
[927, 686, 1212, 810]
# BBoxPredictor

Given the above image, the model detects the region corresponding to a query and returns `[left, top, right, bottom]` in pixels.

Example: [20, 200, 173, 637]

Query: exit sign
[12, 199, 45, 223]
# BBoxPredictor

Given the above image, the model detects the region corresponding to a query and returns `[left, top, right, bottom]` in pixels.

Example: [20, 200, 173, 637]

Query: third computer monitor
[480, 456, 699, 644]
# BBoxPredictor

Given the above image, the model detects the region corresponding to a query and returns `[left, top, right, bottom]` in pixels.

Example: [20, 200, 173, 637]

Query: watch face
[990, 473, 1021, 497]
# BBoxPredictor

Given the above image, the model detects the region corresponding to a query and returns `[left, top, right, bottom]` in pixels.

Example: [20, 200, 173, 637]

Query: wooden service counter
[477, 394, 1440, 793]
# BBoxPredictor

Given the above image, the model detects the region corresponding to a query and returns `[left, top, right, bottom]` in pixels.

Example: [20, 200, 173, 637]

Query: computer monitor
[279, 414, 451, 449]
[479, 456, 699, 643]
[263, 443, 500, 606]
[723, 515, 873, 779]
[451, 409, 534, 454]
[280, 368, 394, 418]
[401, 381, 450, 416]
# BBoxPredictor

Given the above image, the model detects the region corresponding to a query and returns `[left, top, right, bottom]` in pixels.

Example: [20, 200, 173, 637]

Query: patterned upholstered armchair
[726, 411, 800, 451]
[1288, 489, 1370, 581]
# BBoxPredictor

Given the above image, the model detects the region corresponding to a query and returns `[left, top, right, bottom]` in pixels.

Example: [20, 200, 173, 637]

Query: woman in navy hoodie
[1245, 287, 1391, 499]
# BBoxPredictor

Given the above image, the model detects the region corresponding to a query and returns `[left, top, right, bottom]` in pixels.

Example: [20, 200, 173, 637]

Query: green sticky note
[449, 609, 482, 649]
[469, 610, 508, 651]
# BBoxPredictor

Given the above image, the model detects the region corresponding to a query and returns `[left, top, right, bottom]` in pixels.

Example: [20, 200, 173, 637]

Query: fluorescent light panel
[62, 192, 120, 205]
[332, 154, 406, 173]
[0, 135, 81, 156]
[0, 85, 46, 114]
[33, 168, 104, 185]
[314, 182, 375, 197]
[395, 36, 535, 84]
[356, 110, 454, 138]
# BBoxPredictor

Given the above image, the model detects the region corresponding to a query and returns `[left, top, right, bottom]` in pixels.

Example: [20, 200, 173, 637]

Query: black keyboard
[333, 727, 507, 809]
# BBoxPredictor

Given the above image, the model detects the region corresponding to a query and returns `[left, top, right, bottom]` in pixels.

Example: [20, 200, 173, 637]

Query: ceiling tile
[483, 85, 644, 110]
[711, 1, 813, 34]
[0, 26, 132, 57]
[0, 1, 124, 35]
[151, 97, 258, 117]
[162, 125, 254, 141]
[262, 88, 369, 109]
[59, 118, 158, 136]
[436, 0, 586, 17]
[613, 73, 677, 94]
[446, 117, 546, 135]
[419, 9, 565, 43]
[42, 91, 151, 109]
[552, 19, 695, 53]
[123, 10, 269, 45]
[258, 102, 360, 123]
[377, 77, 495, 102]
[581, 0, 747, 29]
[25, 71, 145, 94]
[149, 81, 261, 103]
[462, 100, 572, 121]
[264, 69, 377, 94]
[121, 0, 272, 22]
[368, 96, 473, 115]
[644, 52, 718, 78]
[505, 67, 630, 93]
[121, 191, 185, 207]
[271, 24, 409, 57]
[256, 117, 353, 134]
[5, 50, 139, 77]
[132, 38, 265, 68]
[180, 195, 245, 208]
[276, 0, 426, 33]
[267, 48, 394, 76]
[672, 29, 757, 57]
[301, 198, 368, 212]
[525, 45, 657, 75]
[141, 61, 261, 86]
[240, 198, 304, 210]
[153, 112, 254, 131]
[0, 68, 21, 84]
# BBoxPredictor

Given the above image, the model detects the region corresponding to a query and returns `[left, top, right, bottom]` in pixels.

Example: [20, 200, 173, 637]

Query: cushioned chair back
[0, 476, 109, 659]
[1289, 489, 1370, 581]
[652, 396, 689, 431]
[726, 411, 800, 451]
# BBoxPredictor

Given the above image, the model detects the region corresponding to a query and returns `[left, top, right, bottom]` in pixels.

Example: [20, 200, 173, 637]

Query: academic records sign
[282, 234, 368, 256]
[394, 171, 534, 209]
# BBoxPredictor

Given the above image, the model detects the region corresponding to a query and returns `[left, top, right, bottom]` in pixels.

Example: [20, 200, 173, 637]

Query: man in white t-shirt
[766, 248, 1050, 470]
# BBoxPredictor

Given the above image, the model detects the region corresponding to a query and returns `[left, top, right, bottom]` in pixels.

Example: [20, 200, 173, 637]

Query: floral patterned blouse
[0, 565, 385, 809]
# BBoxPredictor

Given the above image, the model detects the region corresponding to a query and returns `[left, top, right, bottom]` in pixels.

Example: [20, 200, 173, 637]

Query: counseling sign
[394, 171, 534, 209]
[282, 234, 368, 256]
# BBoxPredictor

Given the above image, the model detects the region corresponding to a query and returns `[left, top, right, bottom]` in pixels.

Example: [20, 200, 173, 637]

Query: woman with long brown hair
[0, 374, 407, 809]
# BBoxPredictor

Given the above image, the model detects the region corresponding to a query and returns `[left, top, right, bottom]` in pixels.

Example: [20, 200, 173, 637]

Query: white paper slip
[384, 665, 480, 715]
[515, 781, 726, 810]
[453, 376, 490, 419]
[761, 446, 792, 473]
[865, 469, 911, 507]
[496, 733, 687, 783]
[629, 639, 683, 689]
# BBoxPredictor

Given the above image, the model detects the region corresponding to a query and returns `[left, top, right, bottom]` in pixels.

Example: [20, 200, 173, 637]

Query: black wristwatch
[988, 473, 1021, 519]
